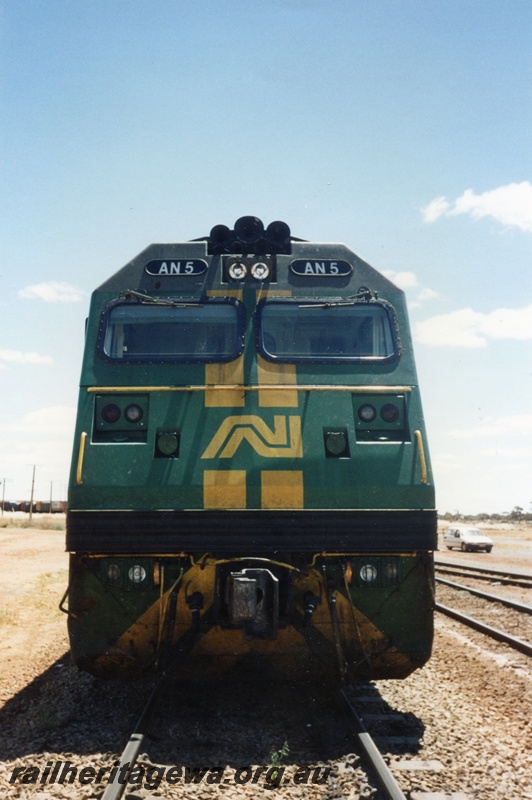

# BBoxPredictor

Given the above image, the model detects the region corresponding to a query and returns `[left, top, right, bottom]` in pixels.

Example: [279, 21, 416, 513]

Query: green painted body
[66, 225, 436, 679]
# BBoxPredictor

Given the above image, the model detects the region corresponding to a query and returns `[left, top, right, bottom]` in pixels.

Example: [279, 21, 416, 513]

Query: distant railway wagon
[63, 217, 436, 680]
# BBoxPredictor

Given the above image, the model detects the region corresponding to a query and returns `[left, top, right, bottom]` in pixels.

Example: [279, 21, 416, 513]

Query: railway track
[435, 559, 532, 588]
[339, 688, 408, 800]
[435, 563, 532, 656]
[98, 674, 428, 800]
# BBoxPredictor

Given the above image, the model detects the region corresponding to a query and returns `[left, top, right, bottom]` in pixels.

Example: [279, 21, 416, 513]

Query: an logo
[201, 415, 303, 459]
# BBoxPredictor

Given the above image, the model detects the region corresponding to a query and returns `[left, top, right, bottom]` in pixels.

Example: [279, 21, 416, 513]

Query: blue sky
[1, 0, 531, 515]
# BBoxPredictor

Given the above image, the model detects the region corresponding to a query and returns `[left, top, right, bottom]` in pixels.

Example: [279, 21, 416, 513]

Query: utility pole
[1, 478, 14, 516]
[29, 465, 36, 522]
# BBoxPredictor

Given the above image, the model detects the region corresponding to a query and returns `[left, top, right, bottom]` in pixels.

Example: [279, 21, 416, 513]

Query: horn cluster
[208, 216, 291, 255]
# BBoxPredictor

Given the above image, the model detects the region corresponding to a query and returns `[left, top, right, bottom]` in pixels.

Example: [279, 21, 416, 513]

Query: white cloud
[0, 406, 76, 498]
[0, 405, 76, 435]
[382, 270, 419, 289]
[415, 304, 532, 347]
[421, 196, 451, 222]
[421, 181, 532, 232]
[18, 280, 85, 303]
[382, 270, 439, 310]
[416, 288, 439, 302]
[0, 349, 53, 365]
[448, 413, 532, 440]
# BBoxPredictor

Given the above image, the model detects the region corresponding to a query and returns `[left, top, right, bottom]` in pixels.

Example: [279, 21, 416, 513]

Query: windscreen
[100, 299, 244, 362]
[258, 300, 398, 362]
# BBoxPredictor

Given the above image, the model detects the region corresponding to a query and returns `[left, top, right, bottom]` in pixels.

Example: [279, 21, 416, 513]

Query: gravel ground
[0, 522, 531, 799]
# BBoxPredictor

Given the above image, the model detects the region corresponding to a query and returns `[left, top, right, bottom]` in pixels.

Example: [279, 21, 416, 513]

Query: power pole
[29, 465, 36, 521]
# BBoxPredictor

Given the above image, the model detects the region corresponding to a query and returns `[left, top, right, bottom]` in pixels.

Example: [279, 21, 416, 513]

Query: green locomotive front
[65, 217, 436, 680]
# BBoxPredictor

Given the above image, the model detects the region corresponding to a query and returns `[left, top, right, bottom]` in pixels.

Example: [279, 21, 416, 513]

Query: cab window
[257, 298, 399, 363]
[99, 298, 244, 362]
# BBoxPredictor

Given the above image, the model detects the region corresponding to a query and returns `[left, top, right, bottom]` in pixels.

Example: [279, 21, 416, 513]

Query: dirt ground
[0, 516, 530, 707]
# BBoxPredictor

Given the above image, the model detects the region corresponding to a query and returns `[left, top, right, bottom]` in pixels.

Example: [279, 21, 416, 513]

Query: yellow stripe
[203, 470, 246, 509]
[261, 470, 304, 509]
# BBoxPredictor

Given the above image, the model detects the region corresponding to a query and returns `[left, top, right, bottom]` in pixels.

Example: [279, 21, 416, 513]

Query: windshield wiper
[298, 287, 376, 309]
[121, 290, 200, 307]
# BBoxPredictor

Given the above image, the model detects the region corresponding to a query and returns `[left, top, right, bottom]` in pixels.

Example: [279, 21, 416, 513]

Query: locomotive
[63, 217, 436, 680]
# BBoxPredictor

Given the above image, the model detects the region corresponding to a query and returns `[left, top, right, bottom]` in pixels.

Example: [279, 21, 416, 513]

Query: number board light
[145, 259, 207, 276]
[290, 259, 352, 277]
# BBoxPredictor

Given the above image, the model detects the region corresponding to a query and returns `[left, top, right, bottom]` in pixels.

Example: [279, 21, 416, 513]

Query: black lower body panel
[66, 509, 437, 553]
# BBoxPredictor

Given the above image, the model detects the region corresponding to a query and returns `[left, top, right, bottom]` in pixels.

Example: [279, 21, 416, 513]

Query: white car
[443, 526, 493, 553]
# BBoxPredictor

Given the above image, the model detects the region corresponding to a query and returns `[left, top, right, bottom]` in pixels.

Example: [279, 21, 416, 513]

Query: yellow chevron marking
[261, 470, 303, 508]
[203, 470, 247, 508]
[201, 415, 303, 459]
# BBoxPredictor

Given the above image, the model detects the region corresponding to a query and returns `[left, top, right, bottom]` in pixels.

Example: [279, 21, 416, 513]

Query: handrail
[87, 384, 413, 394]
[414, 429, 428, 484]
[76, 431, 88, 486]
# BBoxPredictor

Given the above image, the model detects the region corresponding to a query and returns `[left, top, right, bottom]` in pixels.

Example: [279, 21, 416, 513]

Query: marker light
[102, 403, 121, 423]
[380, 403, 399, 423]
[228, 261, 247, 280]
[157, 431, 179, 456]
[325, 430, 348, 456]
[124, 404, 143, 423]
[358, 404, 376, 423]
[128, 565, 147, 584]
[251, 262, 270, 280]
[360, 564, 378, 582]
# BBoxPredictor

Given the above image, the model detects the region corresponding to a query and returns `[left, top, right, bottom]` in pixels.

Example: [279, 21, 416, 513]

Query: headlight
[384, 562, 399, 581]
[128, 565, 147, 584]
[228, 261, 247, 280]
[360, 564, 378, 582]
[358, 404, 376, 423]
[251, 261, 270, 280]
[124, 404, 143, 423]
[107, 564, 121, 581]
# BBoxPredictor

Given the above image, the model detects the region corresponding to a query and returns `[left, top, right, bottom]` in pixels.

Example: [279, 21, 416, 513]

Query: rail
[435, 576, 532, 614]
[101, 678, 165, 800]
[435, 560, 532, 586]
[340, 689, 408, 800]
[435, 603, 532, 656]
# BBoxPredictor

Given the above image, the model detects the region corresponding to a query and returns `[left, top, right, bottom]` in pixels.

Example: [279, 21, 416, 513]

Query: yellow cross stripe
[205, 290, 245, 408]
[255, 289, 298, 408]
[261, 470, 304, 509]
[205, 358, 245, 406]
[257, 356, 298, 407]
[203, 470, 247, 509]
